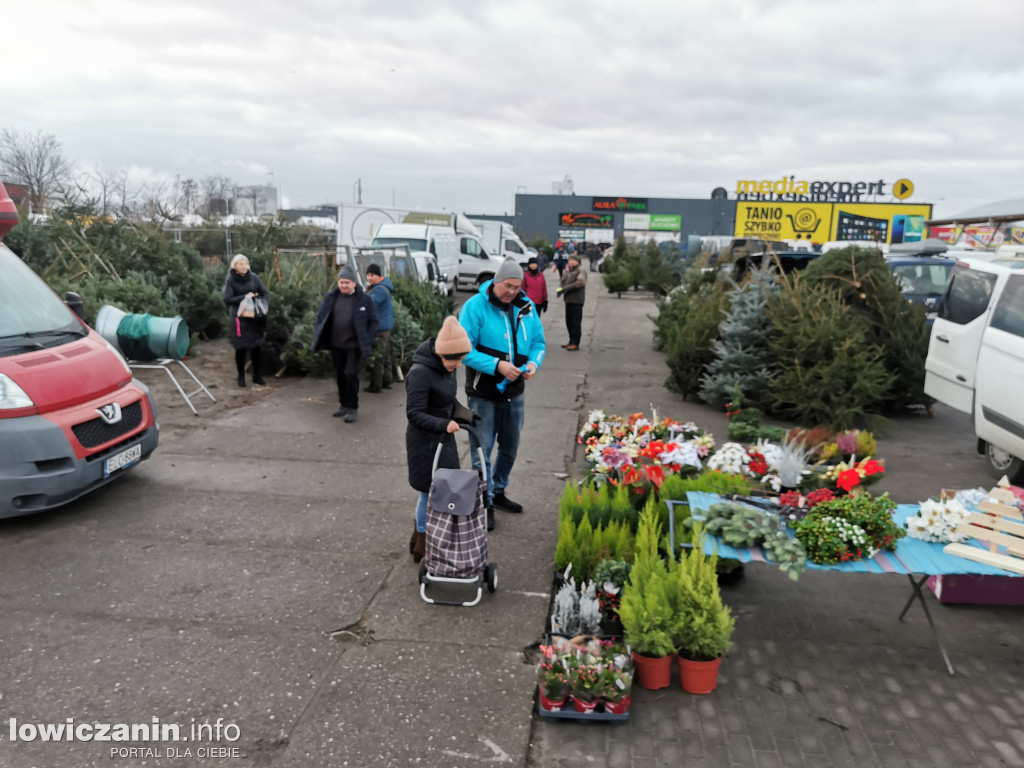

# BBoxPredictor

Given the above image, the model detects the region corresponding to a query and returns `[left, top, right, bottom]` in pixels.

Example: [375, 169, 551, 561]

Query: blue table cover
[684, 491, 1021, 577]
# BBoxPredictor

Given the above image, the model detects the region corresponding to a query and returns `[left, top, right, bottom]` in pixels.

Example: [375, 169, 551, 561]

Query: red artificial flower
[836, 469, 862, 492]
[622, 467, 642, 486]
[645, 464, 665, 488]
[862, 459, 884, 477]
[779, 490, 802, 506]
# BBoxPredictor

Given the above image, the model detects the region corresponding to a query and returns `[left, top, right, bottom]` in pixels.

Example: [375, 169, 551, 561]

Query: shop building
[512, 177, 934, 248]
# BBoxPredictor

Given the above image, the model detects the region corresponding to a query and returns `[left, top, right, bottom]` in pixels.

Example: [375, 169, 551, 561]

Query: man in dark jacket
[364, 264, 395, 393]
[559, 253, 587, 350]
[459, 257, 545, 518]
[310, 264, 378, 422]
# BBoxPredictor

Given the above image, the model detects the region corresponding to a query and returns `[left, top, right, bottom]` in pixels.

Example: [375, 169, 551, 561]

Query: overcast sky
[7, 0, 1023, 219]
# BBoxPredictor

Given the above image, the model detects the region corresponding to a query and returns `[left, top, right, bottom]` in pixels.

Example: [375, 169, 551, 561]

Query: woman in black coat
[223, 254, 269, 387]
[405, 317, 473, 563]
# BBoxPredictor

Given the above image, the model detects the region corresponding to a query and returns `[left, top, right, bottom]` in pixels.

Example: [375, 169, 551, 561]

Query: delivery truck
[468, 218, 530, 263]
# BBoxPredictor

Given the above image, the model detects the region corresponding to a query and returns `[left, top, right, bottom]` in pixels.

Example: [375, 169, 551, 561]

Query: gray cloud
[5, 0, 1023, 217]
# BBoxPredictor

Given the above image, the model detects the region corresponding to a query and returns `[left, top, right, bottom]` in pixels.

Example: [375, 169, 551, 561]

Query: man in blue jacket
[310, 265, 378, 423]
[364, 263, 394, 393]
[459, 257, 546, 529]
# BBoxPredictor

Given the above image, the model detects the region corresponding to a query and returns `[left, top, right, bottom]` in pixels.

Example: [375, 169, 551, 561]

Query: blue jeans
[468, 394, 526, 504]
[415, 491, 429, 533]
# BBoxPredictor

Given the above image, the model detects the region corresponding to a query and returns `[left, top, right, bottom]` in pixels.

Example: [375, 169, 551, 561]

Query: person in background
[586, 242, 601, 272]
[558, 252, 587, 351]
[459, 257, 546, 527]
[404, 316, 473, 563]
[535, 249, 549, 273]
[364, 264, 394, 393]
[522, 256, 548, 315]
[553, 247, 568, 278]
[310, 265, 378, 423]
[222, 253, 269, 387]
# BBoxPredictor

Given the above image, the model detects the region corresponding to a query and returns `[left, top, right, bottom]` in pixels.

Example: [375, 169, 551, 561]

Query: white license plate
[104, 443, 142, 477]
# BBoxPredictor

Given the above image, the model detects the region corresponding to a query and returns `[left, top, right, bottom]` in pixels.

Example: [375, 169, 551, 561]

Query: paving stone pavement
[526, 279, 1024, 768]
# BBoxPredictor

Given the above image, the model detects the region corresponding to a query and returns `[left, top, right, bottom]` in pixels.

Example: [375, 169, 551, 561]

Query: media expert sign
[734, 202, 933, 243]
[735, 177, 903, 203]
[623, 213, 683, 232]
[593, 197, 648, 211]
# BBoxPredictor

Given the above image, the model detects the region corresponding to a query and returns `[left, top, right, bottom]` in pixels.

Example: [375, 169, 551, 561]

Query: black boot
[251, 348, 266, 385]
[236, 350, 247, 387]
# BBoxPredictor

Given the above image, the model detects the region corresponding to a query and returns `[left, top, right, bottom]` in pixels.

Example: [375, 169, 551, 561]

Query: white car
[925, 253, 1024, 481]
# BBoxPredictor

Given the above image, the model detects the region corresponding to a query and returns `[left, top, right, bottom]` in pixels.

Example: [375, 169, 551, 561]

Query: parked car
[732, 250, 822, 278]
[886, 255, 954, 324]
[925, 253, 1024, 481]
[0, 183, 159, 518]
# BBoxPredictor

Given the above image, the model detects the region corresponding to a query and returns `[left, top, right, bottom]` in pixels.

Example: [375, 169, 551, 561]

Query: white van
[925, 254, 1024, 481]
[370, 224, 458, 294]
[452, 218, 507, 291]
[469, 219, 530, 263]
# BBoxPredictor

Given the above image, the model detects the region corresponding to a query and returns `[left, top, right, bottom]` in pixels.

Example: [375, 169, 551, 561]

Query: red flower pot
[603, 695, 631, 714]
[570, 695, 599, 713]
[539, 691, 568, 711]
[678, 654, 722, 694]
[631, 651, 673, 690]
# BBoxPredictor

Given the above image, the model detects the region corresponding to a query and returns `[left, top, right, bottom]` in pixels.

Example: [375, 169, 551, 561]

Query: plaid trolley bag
[418, 425, 498, 605]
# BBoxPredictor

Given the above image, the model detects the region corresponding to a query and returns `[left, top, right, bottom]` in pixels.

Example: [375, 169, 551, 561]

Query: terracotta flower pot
[604, 695, 631, 714]
[678, 654, 722, 694]
[570, 695, 599, 713]
[539, 691, 568, 711]
[631, 650, 672, 690]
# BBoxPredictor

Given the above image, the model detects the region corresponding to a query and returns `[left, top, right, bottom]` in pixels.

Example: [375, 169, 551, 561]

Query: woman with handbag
[223, 253, 269, 387]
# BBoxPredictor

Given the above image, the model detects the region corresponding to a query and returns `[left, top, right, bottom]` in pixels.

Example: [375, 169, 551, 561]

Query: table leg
[899, 574, 955, 676]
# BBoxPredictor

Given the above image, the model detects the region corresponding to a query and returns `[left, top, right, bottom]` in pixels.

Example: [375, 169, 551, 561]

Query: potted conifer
[670, 526, 735, 694]
[618, 502, 677, 689]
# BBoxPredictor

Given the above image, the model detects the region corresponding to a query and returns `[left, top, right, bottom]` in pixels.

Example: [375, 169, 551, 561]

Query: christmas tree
[699, 266, 778, 409]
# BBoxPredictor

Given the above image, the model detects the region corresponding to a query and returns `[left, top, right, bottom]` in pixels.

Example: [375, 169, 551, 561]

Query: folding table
[679, 491, 1022, 675]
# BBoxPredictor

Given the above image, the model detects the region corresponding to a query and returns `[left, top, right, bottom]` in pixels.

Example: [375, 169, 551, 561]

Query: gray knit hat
[494, 257, 523, 284]
[337, 264, 357, 282]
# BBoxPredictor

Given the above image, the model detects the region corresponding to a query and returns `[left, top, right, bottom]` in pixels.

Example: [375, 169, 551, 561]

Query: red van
[0, 183, 159, 518]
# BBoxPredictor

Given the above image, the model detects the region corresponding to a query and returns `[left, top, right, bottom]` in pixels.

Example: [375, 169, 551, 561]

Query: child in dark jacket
[404, 316, 474, 562]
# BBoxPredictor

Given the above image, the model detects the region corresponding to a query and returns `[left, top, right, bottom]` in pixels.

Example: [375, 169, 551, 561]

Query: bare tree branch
[0, 128, 72, 212]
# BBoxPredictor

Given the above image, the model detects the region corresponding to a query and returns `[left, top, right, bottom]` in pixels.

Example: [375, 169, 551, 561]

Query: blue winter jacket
[367, 277, 395, 331]
[458, 280, 545, 401]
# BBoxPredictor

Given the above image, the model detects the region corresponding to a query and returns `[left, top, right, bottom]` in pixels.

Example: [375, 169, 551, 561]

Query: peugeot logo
[97, 403, 122, 425]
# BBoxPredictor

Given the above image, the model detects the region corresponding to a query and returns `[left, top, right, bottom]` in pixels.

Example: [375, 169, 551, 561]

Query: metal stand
[899, 574, 955, 676]
[129, 358, 216, 416]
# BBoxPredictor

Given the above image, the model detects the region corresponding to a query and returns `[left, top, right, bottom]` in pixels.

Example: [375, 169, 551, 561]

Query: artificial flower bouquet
[814, 456, 886, 495]
[537, 636, 634, 714]
[794, 493, 904, 564]
[904, 498, 971, 543]
[579, 410, 715, 493]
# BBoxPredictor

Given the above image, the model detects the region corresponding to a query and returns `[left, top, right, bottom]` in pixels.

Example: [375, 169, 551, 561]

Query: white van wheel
[985, 443, 1024, 484]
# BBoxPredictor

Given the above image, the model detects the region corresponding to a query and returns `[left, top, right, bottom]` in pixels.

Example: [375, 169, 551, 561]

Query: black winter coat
[223, 269, 269, 350]
[405, 339, 461, 493]
[310, 284, 378, 359]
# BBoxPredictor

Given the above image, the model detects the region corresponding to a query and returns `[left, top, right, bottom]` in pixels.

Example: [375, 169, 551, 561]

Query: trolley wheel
[418, 562, 428, 584]
[485, 562, 498, 593]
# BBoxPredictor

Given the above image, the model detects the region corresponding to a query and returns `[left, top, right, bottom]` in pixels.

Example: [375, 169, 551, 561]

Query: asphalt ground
[2, 271, 1022, 768]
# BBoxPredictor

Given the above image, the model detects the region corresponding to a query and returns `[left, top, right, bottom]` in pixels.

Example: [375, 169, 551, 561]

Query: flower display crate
[536, 693, 630, 723]
[927, 574, 1024, 605]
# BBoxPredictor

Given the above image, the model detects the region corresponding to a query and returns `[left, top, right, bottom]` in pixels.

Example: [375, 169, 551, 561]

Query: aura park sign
[735, 177, 894, 203]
